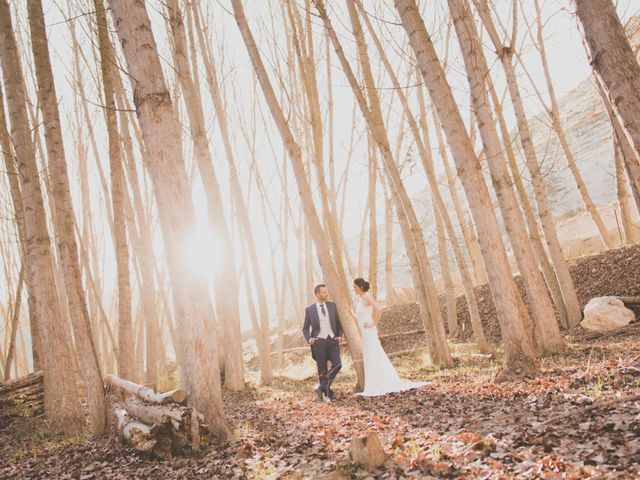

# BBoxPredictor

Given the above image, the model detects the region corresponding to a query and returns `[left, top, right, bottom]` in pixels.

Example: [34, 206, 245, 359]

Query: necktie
[320, 304, 326, 317]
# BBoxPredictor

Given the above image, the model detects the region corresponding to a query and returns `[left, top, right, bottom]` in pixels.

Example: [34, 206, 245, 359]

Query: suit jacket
[301, 301, 343, 345]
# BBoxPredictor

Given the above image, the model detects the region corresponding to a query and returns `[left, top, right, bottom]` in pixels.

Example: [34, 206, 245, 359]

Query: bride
[352, 277, 427, 397]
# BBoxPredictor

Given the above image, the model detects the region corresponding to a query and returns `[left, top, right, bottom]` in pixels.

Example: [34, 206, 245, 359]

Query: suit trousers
[311, 337, 342, 394]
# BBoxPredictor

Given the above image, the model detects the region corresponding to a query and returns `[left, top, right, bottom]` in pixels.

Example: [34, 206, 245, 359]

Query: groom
[302, 284, 343, 401]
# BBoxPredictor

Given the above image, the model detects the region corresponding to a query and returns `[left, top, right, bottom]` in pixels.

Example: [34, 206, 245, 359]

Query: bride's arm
[364, 294, 383, 325]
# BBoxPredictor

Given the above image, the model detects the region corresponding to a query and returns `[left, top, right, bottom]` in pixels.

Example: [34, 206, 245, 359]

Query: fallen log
[124, 396, 185, 427]
[0, 371, 44, 419]
[0, 371, 43, 395]
[114, 406, 173, 459]
[104, 374, 186, 405]
[106, 378, 207, 458]
[619, 296, 640, 305]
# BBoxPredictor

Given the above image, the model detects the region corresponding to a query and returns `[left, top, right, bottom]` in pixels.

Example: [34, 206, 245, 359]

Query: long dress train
[355, 295, 427, 397]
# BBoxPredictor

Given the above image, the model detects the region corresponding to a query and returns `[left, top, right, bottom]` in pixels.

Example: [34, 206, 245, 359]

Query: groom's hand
[309, 338, 318, 346]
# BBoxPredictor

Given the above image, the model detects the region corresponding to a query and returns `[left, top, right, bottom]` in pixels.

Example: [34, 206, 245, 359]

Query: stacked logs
[0, 371, 44, 422]
[105, 374, 207, 458]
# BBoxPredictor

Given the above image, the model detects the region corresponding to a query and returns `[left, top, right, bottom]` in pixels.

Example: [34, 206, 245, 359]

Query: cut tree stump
[104, 374, 186, 404]
[350, 432, 388, 469]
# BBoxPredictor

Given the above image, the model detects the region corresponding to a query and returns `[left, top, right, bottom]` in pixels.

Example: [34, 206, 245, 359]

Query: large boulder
[581, 296, 635, 332]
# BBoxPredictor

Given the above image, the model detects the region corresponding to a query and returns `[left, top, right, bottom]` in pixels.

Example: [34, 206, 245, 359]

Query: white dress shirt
[316, 302, 335, 339]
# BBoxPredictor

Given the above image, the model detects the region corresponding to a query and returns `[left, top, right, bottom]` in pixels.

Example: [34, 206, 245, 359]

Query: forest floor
[3, 245, 640, 479]
[2, 325, 640, 479]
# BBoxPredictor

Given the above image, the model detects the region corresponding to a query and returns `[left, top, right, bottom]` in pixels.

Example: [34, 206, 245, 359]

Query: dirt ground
[2, 325, 640, 479]
[2, 245, 640, 479]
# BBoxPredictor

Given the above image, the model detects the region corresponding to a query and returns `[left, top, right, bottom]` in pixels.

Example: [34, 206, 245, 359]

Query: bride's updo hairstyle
[354, 277, 370, 293]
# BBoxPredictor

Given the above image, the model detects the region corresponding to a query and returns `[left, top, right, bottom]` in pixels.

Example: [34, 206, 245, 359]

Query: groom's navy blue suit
[302, 301, 343, 398]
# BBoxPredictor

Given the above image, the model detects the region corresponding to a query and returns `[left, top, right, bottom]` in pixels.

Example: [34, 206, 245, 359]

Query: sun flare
[183, 227, 223, 278]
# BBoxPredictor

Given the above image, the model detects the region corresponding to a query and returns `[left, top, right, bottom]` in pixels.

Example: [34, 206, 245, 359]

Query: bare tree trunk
[368, 148, 378, 298]
[317, 0, 454, 366]
[615, 141, 640, 244]
[28, 0, 108, 433]
[230, 0, 365, 386]
[434, 204, 457, 336]
[107, 0, 231, 441]
[395, 0, 538, 377]
[166, 0, 244, 391]
[189, 3, 270, 385]
[361, 10, 489, 347]
[0, 0, 83, 431]
[573, 0, 640, 160]
[286, 0, 350, 297]
[486, 74, 569, 329]
[448, 0, 563, 354]
[383, 180, 394, 305]
[5, 186, 40, 378]
[531, 0, 613, 248]
[89, 0, 135, 386]
[108, 56, 165, 386]
[3, 265, 24, 380]
[474, 0, 582, 328]
[0, 84, 40, 373]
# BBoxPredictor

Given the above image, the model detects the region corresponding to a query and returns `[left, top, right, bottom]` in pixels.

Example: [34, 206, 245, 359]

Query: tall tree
[107, 0, 231, 440]
[447, 0, 563, 354]
[92, 0, 135, 384]
[358, 5, 487, 347]
[526, 0, 613, 248]
[394, 0, 539, 377]
[0, 0, 83, 432]
[573, 0, 640, 160]
[28, 0, 108, 434]
[317, 0, 454, 366]
[0, 84, 38, 377]
[166, 0, 245, 390]
[474, 0, 582, 328]
[189, 3, 271, 384]
[230, 0, 366, 386]
[485, 72, 569, 329]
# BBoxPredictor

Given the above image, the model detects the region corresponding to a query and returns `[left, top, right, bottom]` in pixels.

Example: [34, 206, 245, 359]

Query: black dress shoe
[314, 387, 324, 401]
[327, 389, 335, 401]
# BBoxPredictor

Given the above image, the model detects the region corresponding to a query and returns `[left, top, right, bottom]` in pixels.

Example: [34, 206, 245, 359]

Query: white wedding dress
[355, 295, 427, 397]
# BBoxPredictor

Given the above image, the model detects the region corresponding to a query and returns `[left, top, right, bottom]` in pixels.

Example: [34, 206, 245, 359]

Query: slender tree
[230, 0, 366, 386]
[90, 0, 136, 384]
[573, 0, 640, 160]
[107, 0, 231, 440]
[524, 0, 614, 248]
[189, 3, 271, 384]
[317, 0, 454, 366]
[28, 0, 108, 433]
[166, 0, 245, 390]
[448, 0, 563, 354]
[474, 0, 582, 328]
[358, 6, 488, 347]
[395, 0, 538, 377]
[0, 0, 83, 431]
[485, 72, 569, 329]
